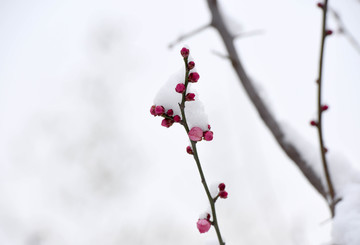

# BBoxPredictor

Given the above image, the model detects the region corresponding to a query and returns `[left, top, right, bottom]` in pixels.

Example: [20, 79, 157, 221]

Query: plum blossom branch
[179, 48, 225, 245]
[150, 47, 226, 244]
[314, 0, 337, 217]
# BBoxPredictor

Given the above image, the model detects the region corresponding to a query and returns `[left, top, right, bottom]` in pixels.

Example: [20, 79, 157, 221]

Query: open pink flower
[188, 127, 203, 141]
[203, 131, 213, 141]
[197, 219, 211, 233]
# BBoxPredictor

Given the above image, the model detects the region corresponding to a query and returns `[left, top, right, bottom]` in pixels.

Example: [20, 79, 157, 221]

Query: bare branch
[206, 0, 327, 198]
[211, 49, 230, 59]
[168, 23, 211, 49]
[316, 0, 337, 217]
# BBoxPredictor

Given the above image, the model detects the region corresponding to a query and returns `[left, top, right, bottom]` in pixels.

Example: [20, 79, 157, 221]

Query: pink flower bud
[321, 105, 329, 111]
[188, 61, 195, 70]
[150, 105, 156, 116]
[173, 115, 181, 122]
[207, 124, 211, 130]
[181, 47, 189, 58]
[197, 219, 211, 234]
[167, 109, 174, 116]
[161, 118, 174, 128]
[203, 131, 213, 141]
[218, 183, 226, 191]
[155, 105, 165, 116]
[188, 127, 203, 141]
[186, 146, 193, 155]
[185, 93, 195, 101]
[188, 72, 200, 83]
[326, 30, 333, 36]
[206, 213, 211, 220]
[310, 120, 318, 126]
[317, 2, 324, 8]
[175, 83, 186, 93]
[219, 190, 228, 199]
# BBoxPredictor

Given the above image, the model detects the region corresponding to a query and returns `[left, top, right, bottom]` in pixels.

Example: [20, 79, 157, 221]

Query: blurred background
[0, 0, 359, 244]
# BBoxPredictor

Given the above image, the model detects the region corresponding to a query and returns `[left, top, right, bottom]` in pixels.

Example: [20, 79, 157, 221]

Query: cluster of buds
[150, 47, 204, 128]
[217, 183, 228, 199]
[196, 182, 228, 234]
[196, 213, 211, 234]
[150, 105, 181, 128]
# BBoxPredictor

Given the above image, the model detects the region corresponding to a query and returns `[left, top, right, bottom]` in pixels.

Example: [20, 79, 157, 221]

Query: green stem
[179, 56, 225, 245]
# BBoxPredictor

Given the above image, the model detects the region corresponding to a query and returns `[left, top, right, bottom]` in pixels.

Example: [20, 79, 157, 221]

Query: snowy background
[0, 0, 360, 244]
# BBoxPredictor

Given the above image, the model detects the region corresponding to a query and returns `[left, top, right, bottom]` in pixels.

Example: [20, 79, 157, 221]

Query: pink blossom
[175, 83, 186, 93]
[218, 183, 225, 191]
[188, 127, 203, 141]
[203, 131, 213, 141]
[167, 109, 174, 116]
[185, 93, 195, 101]
[219, 190, 228, 199]
[180, 47, 189, 58]
[186, 146, 193, 155]
[188, 61, 195, 70]
[161, 119, 174, 128]
[173, 115, 181, 122]
[197, 219, 211, 233]
[150, 105, 156, 116]
[155, 105, 165, 115]
[188, 72, 200, 83]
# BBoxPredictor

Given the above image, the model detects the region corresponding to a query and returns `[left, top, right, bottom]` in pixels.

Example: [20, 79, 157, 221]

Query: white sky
[0, 0, 359, 244]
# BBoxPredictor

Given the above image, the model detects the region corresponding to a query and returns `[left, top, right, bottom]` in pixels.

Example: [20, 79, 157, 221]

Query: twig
[328, 7, 360, 55]
[168, 23, 211, 49]
[204, 0, 327, 198]
[233, 29, 265, 39]
[179, 55, 225, 245]
[316, 0, 336, 217]
[211, 49, 230, 59]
